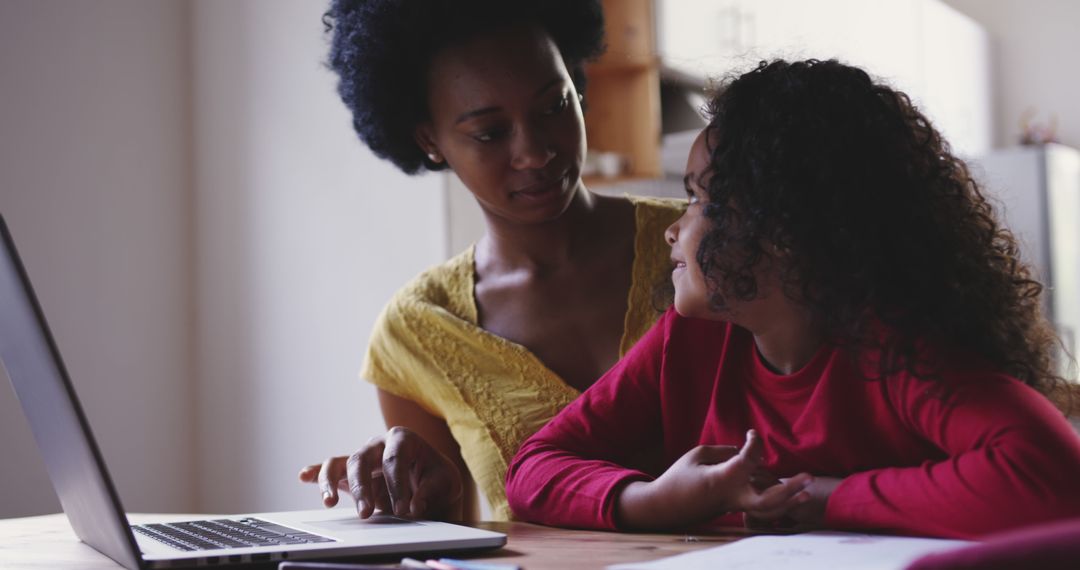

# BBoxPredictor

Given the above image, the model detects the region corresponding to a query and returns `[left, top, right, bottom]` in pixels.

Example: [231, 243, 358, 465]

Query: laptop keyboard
[132, 517, 336, 552]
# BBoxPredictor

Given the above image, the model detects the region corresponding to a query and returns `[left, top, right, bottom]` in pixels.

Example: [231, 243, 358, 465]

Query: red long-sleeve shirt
[505, 308, 1080, 538]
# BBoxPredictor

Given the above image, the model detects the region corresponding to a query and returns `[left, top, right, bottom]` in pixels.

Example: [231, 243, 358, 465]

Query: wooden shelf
[585, 0, 662, 180]
[588, 55, 659, 75]
[582, 174, 641, 188]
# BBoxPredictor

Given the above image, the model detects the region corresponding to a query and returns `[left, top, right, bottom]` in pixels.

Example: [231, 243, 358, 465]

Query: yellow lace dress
[360, 196, 684, 520]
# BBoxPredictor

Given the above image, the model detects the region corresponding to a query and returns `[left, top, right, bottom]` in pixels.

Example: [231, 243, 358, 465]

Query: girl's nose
[664, 222, 678, 245]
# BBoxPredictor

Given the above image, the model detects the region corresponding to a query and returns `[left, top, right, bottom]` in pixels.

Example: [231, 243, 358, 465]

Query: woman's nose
[664, 222, 678, 245]
[511, 127, 555, 170]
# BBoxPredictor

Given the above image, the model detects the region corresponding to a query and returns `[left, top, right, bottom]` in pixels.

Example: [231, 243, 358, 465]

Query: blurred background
[1, 0, 1077, 520]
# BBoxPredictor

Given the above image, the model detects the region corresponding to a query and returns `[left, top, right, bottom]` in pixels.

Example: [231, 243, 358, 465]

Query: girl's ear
[414, 124, 444, 165]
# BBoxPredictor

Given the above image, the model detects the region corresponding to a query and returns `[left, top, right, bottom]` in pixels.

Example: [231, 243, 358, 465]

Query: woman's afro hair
[324, 0, 605, 174]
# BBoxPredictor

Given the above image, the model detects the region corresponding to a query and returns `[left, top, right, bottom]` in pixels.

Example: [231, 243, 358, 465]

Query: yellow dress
[360, 196, 684, 520]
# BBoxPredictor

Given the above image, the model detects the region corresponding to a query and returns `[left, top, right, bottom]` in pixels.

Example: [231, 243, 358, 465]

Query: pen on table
[278, 558, 522, 570]
[399, 557, 521, 570]
[436, 558, 522, 570]
[278, 562, 404, 569]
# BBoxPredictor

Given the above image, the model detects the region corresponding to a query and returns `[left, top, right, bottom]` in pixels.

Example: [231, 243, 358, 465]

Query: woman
[298, 0, 683, 521]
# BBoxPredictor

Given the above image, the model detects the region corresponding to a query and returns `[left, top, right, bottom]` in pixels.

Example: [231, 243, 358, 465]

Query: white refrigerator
[970, 143, 1080, 379]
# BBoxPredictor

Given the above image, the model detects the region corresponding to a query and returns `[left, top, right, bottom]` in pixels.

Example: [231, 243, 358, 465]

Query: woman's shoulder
[382, 247, 476, 324]
[628, 195, 684, 262]
[629, 194, 686, 223]
[617, 195, 686, 351]
[363, 247, 479, 393]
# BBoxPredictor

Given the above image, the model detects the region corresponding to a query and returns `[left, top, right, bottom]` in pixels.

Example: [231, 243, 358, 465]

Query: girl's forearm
[615, 481, 661, 530]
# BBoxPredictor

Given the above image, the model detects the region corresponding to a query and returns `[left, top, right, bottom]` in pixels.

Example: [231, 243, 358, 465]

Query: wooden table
[0, 513, 749, 569]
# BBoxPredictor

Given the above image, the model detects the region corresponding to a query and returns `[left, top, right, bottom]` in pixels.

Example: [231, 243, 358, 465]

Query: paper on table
[607, 531, 972, 570]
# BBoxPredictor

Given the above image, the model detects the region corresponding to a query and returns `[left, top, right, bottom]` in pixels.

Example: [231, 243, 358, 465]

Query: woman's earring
[427, 152, 442, 163]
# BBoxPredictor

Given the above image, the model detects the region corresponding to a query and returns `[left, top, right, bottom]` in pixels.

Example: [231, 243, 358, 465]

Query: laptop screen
[0, 216, 143, 570]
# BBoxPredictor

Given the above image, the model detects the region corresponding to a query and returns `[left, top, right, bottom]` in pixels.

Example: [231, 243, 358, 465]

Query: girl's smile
[664, 129, 715, 319]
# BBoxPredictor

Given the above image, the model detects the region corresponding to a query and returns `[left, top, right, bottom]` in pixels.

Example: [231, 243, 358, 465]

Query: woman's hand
[298, 426, 464, 519]
[616, 430, 813, 529]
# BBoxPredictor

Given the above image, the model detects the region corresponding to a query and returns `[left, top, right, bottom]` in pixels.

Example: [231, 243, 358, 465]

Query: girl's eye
[685, 185, 700, 204]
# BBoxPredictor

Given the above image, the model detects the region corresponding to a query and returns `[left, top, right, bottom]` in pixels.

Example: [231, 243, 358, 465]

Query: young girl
[505, 59, 1080, 539]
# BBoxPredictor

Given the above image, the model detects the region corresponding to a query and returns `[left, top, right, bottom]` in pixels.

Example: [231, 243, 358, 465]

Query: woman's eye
[472, 128, 507, 143]
[545, 95, 569, 115]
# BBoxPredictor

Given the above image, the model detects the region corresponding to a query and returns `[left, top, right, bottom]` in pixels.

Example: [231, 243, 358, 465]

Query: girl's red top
[505, 308, 1080, 538]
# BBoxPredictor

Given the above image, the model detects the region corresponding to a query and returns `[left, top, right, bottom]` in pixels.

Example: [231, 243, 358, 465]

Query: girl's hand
[745, 475, 844, 530]
[616, 430, 813, 529]
[298, 426, 463, 519]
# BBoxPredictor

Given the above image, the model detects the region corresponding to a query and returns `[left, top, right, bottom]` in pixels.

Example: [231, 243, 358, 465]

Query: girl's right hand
[297, 426, 464, 520]
[616, 430, 813, 529]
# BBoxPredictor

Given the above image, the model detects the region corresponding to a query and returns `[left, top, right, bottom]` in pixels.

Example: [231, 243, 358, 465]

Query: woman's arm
[824, 376, 1080, 538]
[298, 387, 478, 521]
[377, 389, 478, 521]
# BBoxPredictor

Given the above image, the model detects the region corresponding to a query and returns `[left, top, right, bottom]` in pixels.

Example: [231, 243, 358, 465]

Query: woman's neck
[477, 185, 608, 273]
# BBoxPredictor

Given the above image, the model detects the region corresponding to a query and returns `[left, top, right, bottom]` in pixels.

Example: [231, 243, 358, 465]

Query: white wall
[1, 0, 446, 520]
[190, 0, 446, 514]
[656, 0, 992, 158]
[0, 1, 195, 517]
[944, 0, 1080, 149]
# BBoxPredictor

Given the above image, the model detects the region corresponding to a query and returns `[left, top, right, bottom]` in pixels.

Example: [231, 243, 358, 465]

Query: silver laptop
[0, 215, 506, 568]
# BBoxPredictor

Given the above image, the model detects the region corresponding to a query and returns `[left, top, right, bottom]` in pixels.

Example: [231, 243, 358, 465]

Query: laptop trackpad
[304, 513, 422, 533]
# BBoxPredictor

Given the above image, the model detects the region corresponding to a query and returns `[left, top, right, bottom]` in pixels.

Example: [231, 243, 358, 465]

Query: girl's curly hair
[698, 59, 1067, 399]
[323, 0, 605, 174]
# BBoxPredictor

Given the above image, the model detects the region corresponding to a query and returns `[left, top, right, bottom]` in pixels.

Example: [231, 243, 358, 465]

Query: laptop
[0, 215, 506, 568]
